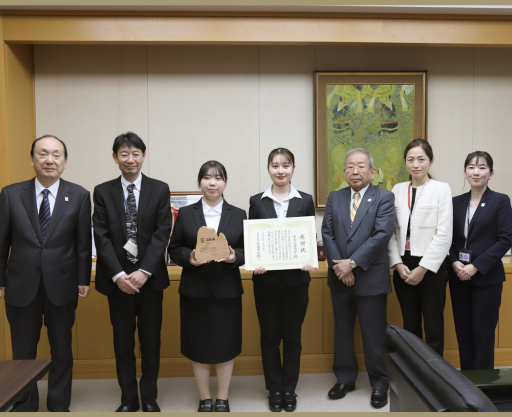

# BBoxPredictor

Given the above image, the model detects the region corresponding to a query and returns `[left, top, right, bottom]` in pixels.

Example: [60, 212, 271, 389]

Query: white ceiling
[1, 5, 512, 15]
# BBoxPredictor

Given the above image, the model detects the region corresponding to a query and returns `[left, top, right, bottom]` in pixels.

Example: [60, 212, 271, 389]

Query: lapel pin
[65, 197, 69, 202]
[481, 203, 485, 207]
[368, 199, 372, 202]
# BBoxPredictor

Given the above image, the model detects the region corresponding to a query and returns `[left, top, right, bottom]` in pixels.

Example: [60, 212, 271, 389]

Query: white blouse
[202, 198, 223, 232]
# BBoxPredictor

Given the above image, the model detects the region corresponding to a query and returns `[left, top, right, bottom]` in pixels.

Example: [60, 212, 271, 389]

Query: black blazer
[248, 190, 315, 287]
[0, 178, 92, 307]
[448, 187, 512, 286]
[168, 199, 246, 299]
[93, 174, 173, 296]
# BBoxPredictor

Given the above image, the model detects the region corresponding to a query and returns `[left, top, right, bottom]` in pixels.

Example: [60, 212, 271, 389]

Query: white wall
[34, 45, 512, 238]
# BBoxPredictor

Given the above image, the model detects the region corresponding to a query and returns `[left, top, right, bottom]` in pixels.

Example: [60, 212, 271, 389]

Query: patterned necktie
[350, 192, 360, 227]
[125, 184, 138, 263]
[39, 189, 51, 241]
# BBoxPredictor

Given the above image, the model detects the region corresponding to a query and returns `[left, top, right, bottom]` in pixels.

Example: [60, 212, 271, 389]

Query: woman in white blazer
[387, 139, 453, 356]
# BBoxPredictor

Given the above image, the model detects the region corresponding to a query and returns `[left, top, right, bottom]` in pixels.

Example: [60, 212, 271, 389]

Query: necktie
[125, 184, 138, 263]
[350, 192, 360, 227]
[39, 189, 51, 241]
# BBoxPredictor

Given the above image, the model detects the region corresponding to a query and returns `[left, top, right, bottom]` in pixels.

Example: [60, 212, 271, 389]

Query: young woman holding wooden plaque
[168, 161, 246, 412]
[248, 148, 316, 412]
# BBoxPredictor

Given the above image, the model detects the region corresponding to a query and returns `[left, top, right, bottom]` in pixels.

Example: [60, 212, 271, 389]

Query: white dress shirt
[35, 178, 60, 215]
[113, 173, 152, 283]
[350, 183, 370, 210]
[202, 198, 223, 232]
[261, 184, 302, 218]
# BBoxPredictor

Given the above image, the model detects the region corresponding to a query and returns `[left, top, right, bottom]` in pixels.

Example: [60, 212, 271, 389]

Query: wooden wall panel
[0, 17, 10, 189]
[499, 278, 512, 348]
[241, 280, 261, 356]
[75, 286, 139, 360]
[302, 279, 323, 355]
[5, 43, 35, 184]
[6, 15, 512, 47]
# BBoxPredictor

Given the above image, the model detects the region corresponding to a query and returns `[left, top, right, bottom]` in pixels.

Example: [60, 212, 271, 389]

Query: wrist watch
[350, 258, 357, 269]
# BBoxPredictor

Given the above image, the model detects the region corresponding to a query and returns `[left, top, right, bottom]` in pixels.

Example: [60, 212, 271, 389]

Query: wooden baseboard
[67, 349, 512, 379]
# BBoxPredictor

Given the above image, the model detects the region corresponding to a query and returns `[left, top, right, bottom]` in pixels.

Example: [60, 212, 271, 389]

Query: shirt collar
[351, 183, 370, 200]
[202, 198, 223, 214]
[261, 184, 302, 203]
[121, 173, 142, 191]
[35, 177, 60, 198]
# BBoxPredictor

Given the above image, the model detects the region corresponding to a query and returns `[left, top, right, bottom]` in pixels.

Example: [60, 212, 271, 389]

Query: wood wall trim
[0, 18, 10, 190]
[5, 15, 512, 47]
[2, 10, 512, 21]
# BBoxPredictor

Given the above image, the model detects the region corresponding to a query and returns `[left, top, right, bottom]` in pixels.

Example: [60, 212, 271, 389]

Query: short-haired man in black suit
[0, 135, 92, 411]
[93, 132, 172, 412]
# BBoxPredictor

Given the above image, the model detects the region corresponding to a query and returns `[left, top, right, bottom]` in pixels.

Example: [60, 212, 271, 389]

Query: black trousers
[393, 253, 447, 357]
[107, 283, 163, 405]
[253, 279, 309, 393]
[331, 289, 389, 392]
[5, 278, 77, 412]
[449, 280, 502, 370]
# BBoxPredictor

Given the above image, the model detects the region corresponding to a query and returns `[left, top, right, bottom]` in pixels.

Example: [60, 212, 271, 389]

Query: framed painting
[315, 72, 427, 207]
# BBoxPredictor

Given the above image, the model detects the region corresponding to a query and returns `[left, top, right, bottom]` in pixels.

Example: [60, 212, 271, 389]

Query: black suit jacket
[248, 190, 315, 287]
[0, 178, 92, 307]
[168, 199, 246, 299]
[93, 174, 173, 296]
[448, 187, 512, 286]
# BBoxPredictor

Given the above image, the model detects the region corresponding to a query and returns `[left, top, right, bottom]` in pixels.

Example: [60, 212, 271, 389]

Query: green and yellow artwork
[326, 83, 415, 193]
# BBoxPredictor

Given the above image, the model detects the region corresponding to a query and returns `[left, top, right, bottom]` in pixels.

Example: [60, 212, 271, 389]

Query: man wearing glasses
[321, 148, 396, 408]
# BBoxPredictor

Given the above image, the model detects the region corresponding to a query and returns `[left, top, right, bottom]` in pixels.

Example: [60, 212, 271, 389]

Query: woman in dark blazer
[249, 148, 316, 412]
[169, 161, 246, 412]
[449, 151, 512, 370]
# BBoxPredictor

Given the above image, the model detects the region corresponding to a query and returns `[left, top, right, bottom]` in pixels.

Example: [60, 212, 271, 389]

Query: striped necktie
[39, 189, 51, 241]
[125, 184, 138, 263]
[350, 192, 360, 227]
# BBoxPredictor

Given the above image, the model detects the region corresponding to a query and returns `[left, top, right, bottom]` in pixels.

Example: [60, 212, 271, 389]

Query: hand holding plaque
[194, 226, 231, 262]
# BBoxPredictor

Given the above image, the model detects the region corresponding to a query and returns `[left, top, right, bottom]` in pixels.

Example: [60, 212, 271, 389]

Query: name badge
[405, 237, 411, 251]
[459, 248, 472, 264]
[123, 239, 138, 258]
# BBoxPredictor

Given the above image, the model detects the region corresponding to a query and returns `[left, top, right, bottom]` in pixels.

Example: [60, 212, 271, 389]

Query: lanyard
[123, 189, 137, 232]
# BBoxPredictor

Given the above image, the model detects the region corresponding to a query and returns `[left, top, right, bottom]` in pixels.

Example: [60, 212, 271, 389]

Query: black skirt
[180, 294, 242, 364]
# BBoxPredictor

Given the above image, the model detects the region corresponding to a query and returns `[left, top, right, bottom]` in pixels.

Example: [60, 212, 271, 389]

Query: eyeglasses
[345, 165, 368, 172]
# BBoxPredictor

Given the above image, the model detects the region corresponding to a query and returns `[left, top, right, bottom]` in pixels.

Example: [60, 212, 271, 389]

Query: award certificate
[243, 216, 318, 271]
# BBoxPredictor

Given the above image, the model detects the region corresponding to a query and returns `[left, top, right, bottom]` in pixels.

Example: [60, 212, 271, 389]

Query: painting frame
[315, 71, 427, 208]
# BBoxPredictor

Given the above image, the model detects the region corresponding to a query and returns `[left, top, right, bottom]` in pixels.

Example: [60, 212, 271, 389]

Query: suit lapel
[349, 185, 376, 238]
[468, 187, 492, 237]
[138, 174, 152, 234]
[286, 197, 300, 218]
[217, 200, 232, 235]
[262, 197, 278, 218]
[20, 178, 43, 244]
[111, 177, 127, 240]
[43, 179, 71, 244]
[192, 199, 207, 229]
[339, 188, 352, 235]
[458, 192, 470, 239]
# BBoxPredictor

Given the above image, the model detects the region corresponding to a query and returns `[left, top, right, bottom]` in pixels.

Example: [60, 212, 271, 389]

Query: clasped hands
[451, 261, 477, 281]
[116, 270, 150, 294]
[189, 246, 236, 267]
[333, 259, 355, 286]
[395, 263, 427, 286]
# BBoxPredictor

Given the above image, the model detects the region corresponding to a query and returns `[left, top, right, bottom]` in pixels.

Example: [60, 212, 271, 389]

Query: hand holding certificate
[243, 216, 318, 271]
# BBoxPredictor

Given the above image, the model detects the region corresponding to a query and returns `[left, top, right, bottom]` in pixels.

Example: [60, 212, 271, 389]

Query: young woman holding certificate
[168, 161, 246, 412]
[248, 148, 316, 412]
[448, 151, 512, 370]
[387, 139, 453, 357]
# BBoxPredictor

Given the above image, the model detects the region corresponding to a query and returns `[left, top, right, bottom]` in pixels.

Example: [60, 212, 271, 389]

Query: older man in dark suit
[93, 132, 172, 412]
[321, 148, 395, 408]
[0, 135, 92, 412]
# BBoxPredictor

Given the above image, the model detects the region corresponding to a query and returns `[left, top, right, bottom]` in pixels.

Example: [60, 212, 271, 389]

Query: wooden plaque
[195, 226, 230, 262]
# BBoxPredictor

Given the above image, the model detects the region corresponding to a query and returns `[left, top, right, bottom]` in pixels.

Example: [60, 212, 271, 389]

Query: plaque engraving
[195, 226, 231, 262]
